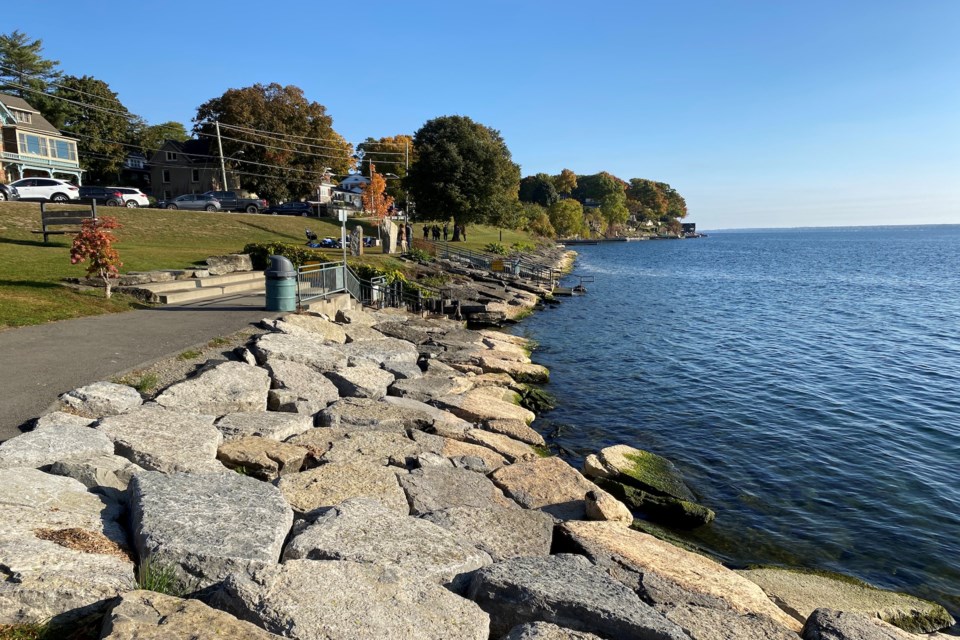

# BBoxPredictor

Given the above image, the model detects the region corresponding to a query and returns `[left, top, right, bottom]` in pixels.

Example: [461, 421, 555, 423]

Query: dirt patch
[33, 527, 132, 561]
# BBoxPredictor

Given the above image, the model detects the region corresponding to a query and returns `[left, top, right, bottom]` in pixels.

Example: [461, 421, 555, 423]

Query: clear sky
[9, 0, 960, 229]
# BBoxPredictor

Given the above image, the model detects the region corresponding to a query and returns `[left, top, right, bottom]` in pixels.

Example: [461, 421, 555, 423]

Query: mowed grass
[0, 201, 533, 330]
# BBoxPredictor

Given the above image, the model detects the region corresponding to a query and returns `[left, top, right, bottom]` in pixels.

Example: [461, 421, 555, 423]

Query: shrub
[70, 217, 123, 299]
[484, 242, 508, 255]
[511, 241, 537, 253]
[407, 247, 433, 263]
[242, 242, 326, 269]
[136, 556, 196, 597]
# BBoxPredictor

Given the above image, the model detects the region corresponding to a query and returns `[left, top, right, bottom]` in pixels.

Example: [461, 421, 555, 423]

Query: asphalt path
[0, 293, 278, 443]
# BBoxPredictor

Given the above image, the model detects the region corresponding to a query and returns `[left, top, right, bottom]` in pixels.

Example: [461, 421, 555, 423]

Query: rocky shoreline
[0, 250, 954, 639]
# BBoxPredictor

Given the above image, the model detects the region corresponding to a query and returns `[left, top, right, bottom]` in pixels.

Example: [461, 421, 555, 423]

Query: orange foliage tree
[360, 163, 395, 227]
[70, 216, 122, 298]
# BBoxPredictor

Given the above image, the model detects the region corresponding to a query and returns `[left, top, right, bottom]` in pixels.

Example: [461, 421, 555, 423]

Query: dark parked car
[0, 183, 19, 202]
[78, 186, 124, 207]
[156, 194, 221, 211]
[263, 201, 314, 216]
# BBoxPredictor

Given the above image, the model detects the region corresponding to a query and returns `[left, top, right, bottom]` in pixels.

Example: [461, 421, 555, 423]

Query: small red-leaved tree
[70, 216, 123, 298]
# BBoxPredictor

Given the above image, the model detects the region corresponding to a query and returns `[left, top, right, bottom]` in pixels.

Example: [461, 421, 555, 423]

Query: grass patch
[0, 623, 47, 640]
[208, 336, 231, 347]
[531, 444, 554, 458]
[112, 372, 159, 394]
[136, 556, 194, 597]
[177, 349, 202, 361]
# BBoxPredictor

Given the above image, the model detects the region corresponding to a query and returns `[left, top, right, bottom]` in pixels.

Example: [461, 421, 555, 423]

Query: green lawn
[0, 202, 533, 330]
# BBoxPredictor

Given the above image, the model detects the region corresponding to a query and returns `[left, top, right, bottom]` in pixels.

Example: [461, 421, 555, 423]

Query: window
[163, 190, 171, 200]
[13, 110, 32, 124]
[191, 169, 200, 182]
[162, 170, 171, 183]
[165, 151, 178, 161]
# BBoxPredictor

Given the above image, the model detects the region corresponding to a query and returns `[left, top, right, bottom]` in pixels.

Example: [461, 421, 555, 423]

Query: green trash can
[265, 255, 297, 312]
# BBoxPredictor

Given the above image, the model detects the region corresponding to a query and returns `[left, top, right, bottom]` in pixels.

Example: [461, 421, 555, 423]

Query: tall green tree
[131, 120, 190, 156]
[194, 83, 352, 201]
[0, 30, 60, 114]
[548, 198, 584, 238]
[406, 115, 520, 230]
[53, 75, 132, 184]
[553, 168, 577, 196]
[519, 173, 559, 207]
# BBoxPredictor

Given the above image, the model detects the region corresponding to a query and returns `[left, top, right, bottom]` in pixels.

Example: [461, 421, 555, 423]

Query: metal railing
[412, 238, 561, 286]
[296, 261, 345, 306]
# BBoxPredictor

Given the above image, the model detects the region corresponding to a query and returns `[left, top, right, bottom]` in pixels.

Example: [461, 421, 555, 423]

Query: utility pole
[215, 121, 228, 191]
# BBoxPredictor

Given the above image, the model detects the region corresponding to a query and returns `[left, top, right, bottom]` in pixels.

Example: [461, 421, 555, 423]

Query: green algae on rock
[598, 479, 715, 528]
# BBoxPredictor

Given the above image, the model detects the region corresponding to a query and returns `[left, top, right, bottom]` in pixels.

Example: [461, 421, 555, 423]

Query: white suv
[107, 186, 150, 208]
[8, 178, 80, 202]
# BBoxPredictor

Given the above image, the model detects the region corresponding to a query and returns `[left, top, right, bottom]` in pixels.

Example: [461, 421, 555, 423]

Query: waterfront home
[0, 92, 82, 184]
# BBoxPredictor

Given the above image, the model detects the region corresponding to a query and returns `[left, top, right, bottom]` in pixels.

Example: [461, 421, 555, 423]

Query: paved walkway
[0, 293, 279, 442]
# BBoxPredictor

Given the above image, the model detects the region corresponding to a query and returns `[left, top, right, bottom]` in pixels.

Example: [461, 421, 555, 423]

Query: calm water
[514, 226, 960, 615]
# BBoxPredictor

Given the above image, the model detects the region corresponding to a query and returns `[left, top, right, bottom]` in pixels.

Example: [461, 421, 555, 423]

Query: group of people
[422, 223, 467, 242]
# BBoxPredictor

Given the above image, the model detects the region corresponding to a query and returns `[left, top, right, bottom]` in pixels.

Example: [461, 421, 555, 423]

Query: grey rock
[374, 321, 434, 344]
[399, 466, 517, 515]
[265, 359, 340, 411]
[491, 456, 607, 520]
[660, 601, 802, 640]
[206, 253, 253, 275]
[336, 307, 378, 326]
[129, 471, 293, 590]
[97, 407, 225, 474]
[32, 411, 96, 429]
[342, 323, 385, 342]
[48, 453, 142, 497]
[283, 498, 491, 590]
[99, 590, 283, 639]
[215, 411, 313, 441]
[251, 332, 348, 372]
[0, 424, 114, 469]
[422, 506, 554, 562]
[275, 461, 409, 515]
[318, 397, 434, 432]
[382, 360, 424, 380]
[324, 365, 395, 399]
[217, 437, 309, 479]
[59, 381, 142, 418]
[388, 374, 473, 403]
[410, 430, 509, 471]
[801, 608, 919, 640]
[276, 313, 347, 343]
[237, 346, 258, 366]
[502, 622, 605, 640]
[382, 395, 474, 437]
[0, 468, 135, 625]
[434, 388, 536, 424]
[155, 361, 270, 415]
[467, 554, 689, 640]
[315, 429, 423, 467]
[215, 559, 490, 640]
[464, 428, 538, 462]
[339, 337, 420, 368]
[486, 418, 546, 446]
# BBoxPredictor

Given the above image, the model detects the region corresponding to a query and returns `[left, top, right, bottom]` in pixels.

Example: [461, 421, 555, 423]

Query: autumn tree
[548, 198, 584, 238]
[357, 135, 415, 206]
[406, 115, 520, 231]
[526, 210, 556, 238]
[583, 209, 607, 238]
[360, 163, 395, 225]
[51, 75, 132, 183]
[70, 217, 122, 299]
[553, 168, 577, 196]
[519, 173, 559, 207]
[0, 30, 61, 115]
[194, 83, 353, 201]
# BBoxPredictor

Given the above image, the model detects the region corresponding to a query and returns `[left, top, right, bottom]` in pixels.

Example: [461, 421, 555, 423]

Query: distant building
[0, 92, 83, 184]
[149, 139, 238, 200]
[682, 223, 696, 234]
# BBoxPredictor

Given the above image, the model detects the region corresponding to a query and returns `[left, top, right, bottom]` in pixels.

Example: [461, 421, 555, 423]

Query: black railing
[411, 238, 561, 286]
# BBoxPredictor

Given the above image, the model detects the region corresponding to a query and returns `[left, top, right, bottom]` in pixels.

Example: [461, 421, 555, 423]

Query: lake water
[513, 226, 960, 615]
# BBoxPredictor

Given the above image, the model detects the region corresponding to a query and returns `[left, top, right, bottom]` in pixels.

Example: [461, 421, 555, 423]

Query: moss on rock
[598, 479, 715, 529]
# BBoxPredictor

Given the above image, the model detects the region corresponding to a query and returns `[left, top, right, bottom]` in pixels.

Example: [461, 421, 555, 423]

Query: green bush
[484, 242, 508, 255]
[407, 247, 434, 263]
[242, 242, 327, 269]
[511, 241, 537, 253]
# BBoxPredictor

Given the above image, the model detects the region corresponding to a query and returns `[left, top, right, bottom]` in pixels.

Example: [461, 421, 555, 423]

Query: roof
[151, 138, 214, 164]
[0, 92, 62, 135]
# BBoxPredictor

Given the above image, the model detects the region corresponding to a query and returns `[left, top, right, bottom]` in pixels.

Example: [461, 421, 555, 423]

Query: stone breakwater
[0, 274, 954, 638]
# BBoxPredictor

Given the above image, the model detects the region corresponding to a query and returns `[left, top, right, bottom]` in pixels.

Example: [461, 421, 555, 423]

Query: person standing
[442, 223, 449, 241]
[405, 223, 412, 250]
[423, 224, 429, 240]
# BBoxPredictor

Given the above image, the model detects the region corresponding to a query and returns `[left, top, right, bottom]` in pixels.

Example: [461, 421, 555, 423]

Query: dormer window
[166, 151, 178, 161]
[13, 110, 32, 124]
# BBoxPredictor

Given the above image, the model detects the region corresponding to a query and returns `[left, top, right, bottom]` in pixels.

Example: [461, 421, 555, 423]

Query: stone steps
[127, 272, 266, 305]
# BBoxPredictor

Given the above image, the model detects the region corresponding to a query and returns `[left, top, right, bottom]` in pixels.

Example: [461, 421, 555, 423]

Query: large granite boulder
[155, 362, 270, 415]
[338, 337, 420, 368]
[421, 506, 554, 562]
[467, 554, 689, 640]
[584, 489, 634, 524]
[318, 397, 435, 431]
[558, 521, 803, 635]
[484, 417, 546, 446]
[435, 388, 536, 424]
[215, 411, 313, 441]
[381, 396, 474, 438]
[491, 456, 617, 520]
[58, 381, 142, 418]
[206, 253, 253, 274]
[737, 567, 955, 633]
[265, 359, 340, 414]
[0, 468, 135, 625]
[283, 498, 491, 591]
[464, 428, 538, 462]
[32, 410, 97, 430]
[324, 365, 395, 399]
[312, 429, 423, 467]
[97, 407, 224, 474]
[0, 424, 114, 469]
[476, 356, 550, 383]
[129, 471, 293, 590]
[215, 560, 490, 640]
[409, 430, 509, 471]
[275, 461, 409, 515]
[336, 307, 378, 326]
[399, 466, 518, 515]
[48, 453, 142, 499]
[502, 622, 605, 640]
[801, 608, 920, 640]
[584, 445, 714, 528]
[277, 313, 347, 343]
[251, 332, 348, 373]
[99, 590, 283, 639]
[342, 323, 386, 342]
[217, 437, 308, 479]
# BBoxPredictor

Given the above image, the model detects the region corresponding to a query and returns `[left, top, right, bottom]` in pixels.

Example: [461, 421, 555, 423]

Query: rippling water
[513, 226, 960, 614]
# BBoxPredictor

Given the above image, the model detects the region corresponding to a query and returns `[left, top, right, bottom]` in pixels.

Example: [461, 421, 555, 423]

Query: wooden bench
[33, 201, 98, 243]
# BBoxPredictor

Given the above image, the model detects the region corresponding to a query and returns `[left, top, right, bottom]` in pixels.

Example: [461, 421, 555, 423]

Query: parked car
[156, 194, 221, 211]
[201, 191, 267, 213]
[78, 186, 124, 207]
[263, 201, 314, 216]
[7, 178, 80, 202]
[107, 186, 150, 208]
[0, 183, 19, 202]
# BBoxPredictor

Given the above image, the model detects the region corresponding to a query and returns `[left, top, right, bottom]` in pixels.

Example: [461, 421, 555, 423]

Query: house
[0, 92, 83, 184]
[119, 151, 150, 193]
[149, 139, 237, 201]
[330, 173, 369, 210]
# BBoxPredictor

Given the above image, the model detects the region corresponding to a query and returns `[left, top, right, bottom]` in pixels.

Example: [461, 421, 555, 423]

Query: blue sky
[10, 0, 960, 229]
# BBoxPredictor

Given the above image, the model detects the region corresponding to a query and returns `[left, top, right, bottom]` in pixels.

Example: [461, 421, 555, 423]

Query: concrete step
[136, 271, 265, 294]
[158, 283, 265, 305]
